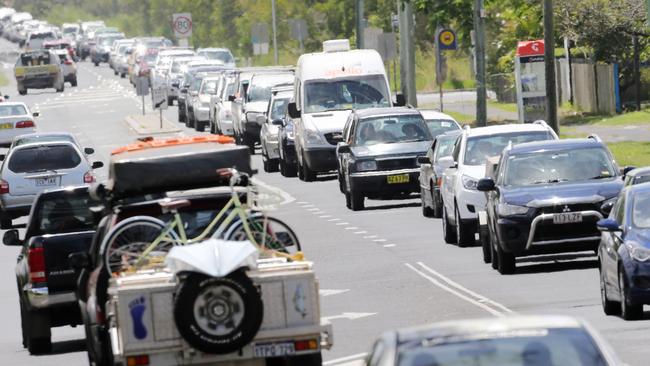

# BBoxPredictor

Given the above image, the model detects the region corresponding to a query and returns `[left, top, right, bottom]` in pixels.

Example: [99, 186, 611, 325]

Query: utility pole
[356, 0, 365, 49]
[398, 2, 417, 106]
[634, 35, 641, 111]
[271, 0, 278, 65]
[543, 0, 559, 133]
[473, 0, 487, 127]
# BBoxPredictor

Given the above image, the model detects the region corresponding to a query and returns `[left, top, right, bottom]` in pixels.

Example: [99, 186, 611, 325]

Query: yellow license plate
[0, 123, 12, 130]
[387, 174, 410, 184]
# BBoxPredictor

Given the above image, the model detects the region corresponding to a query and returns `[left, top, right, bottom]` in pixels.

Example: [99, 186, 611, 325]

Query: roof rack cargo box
[107, 138, 252, 196]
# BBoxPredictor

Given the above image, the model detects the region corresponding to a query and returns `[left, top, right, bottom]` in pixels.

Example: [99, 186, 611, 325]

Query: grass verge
[0, 72, 8, 87]
[607, 142, 650, 167]
[487, 100, 518, 113]
[562, 108, 650, 127]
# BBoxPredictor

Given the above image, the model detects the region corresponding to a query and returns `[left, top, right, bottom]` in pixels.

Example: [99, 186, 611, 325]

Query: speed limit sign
[172, 13, 192, 38]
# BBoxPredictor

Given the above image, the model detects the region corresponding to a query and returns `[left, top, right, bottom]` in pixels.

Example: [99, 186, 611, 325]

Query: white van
[288, 39, 403, 181]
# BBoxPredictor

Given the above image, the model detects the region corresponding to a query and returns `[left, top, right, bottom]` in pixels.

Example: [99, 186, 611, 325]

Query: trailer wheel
[174, 270, 263, 355]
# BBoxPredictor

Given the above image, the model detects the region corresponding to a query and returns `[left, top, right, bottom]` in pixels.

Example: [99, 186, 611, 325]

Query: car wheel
[619, 267, 643, 320]
[196, 121, 205, 132]
[300, 151, 317, 182]
[113, 70, 118, 75]
[348, 186, 364, 211]
[18, 89, 27, 95]
[120, 73, 125, 78]
[262, 153, 272, 173]
[281, 158, 297, 178]
[94, 61, 99, 67]
[480, 224, 491, 264]
[167, 96, 173, 106]
[26, 309, 51, 355]
[442, 206, 457, 244]
[600, 265, 620, 316]
[455, 206, 475, 247]
[337, 171, 345, 193]
[496, 244, 516, 275]
[421, 187, 435, 218]
[432, 187, 442, 218]
[490, 238, 499, 270]
[71, 76, 78, 87]
[19, 297, 28, 348]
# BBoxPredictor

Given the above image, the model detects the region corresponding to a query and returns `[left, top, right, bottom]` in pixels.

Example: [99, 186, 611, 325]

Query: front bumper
[26, 284, 77, 308]
[349, 168, 421, 196]
[456, 187, 486, 220]
[303, 147, 337, 172]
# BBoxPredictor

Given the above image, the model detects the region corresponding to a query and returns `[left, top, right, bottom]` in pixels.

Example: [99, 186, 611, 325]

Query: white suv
[440, 121, 558, 246]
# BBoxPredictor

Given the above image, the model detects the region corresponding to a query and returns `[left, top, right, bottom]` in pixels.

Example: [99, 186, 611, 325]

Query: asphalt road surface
[0, 39, 649, 366]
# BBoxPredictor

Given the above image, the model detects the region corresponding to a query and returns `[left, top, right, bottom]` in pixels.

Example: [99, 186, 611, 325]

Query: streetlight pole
[473, 0, 487, 127]
[271, 0, 278, 65]
[543, 0, 559, 133]
[356, 0, 364, 49]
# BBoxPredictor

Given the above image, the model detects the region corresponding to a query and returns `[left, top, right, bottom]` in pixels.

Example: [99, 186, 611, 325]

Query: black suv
[478, 137, 625, 274]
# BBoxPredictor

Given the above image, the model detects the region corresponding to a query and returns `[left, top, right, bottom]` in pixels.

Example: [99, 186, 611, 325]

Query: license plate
[0, 123, 12, 129]
[553, 212, 582, 224]
[387, 174, 410, 184]
[35, 177, 58, 187]
[253, 342, 295, 358]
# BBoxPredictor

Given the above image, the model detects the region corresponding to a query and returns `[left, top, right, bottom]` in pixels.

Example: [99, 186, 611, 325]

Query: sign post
[515, 40, 547, 123]
[436, 28, 457, 112]
[135, 76, 150, 116]
[172, 13, 192, 47]
[152, 87, 167, 129]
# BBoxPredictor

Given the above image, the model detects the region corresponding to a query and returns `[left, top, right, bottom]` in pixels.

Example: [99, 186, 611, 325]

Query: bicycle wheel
[102, 216, 180, 273]
[224, 215, 301, 254]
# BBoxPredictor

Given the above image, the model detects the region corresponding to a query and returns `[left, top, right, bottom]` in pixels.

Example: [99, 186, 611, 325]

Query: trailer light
[294, 339, 318, 351]
[126, 355, 149, 366]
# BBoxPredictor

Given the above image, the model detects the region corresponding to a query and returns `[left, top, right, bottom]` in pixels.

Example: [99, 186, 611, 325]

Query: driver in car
[402, 123, 426, 140]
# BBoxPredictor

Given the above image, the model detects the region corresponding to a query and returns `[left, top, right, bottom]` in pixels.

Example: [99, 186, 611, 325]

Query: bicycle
[101, 168, 302, 273]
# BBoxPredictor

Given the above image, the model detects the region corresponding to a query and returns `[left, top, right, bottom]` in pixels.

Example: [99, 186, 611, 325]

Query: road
[0, 39, 649, 366]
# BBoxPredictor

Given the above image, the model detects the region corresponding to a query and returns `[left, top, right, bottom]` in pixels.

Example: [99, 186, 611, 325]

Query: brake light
[0, 180, 9, 194]
[126, 355, 150, 366]
[294, 339, 319, 351]
[28, 247, 47, 283]
[16, 120, 35, 128]
[84, 171, 95, 183]
[64, 60, 72, 65]
[437, 178, 443, 187]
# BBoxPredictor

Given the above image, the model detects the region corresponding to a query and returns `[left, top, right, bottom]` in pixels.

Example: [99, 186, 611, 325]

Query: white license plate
[253, 342, 295, 358]
[553, 212, 582, 224]
[35, 177, 58, 187]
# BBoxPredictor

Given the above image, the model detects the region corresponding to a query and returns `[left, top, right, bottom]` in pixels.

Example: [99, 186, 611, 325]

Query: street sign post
[152, 87, 167, 129]
[435, 28, 457, 112]
[251, 23, 270, 55]
[135, 76, 150, 116]
[172, 13, 192, 46]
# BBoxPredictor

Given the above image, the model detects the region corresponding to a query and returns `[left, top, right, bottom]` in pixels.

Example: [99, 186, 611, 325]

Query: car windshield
[0, 104, 27, 116]
[304, 74, 390, 113]
[8, 145, 81, 173]
[271, 97, 290, 120]
[171, 59, 192, 73]
[633, 192, 650, 229]
[504, 147, 617, 186]
[223, 79, 236, 98]
[355, 114, 431, 146]
[31, 32, 54, 40]
[190, 77, 204, 91]
[397, 328, 607, 366]
[247, 74, 294, 102]
[201, 80, 219, 94]
[34, 193, 96, 235]
[435, 135, 458, 163]
[464, 131, 554, 166]
[426, 119, 460, 139]
[201, 50, 234, 63]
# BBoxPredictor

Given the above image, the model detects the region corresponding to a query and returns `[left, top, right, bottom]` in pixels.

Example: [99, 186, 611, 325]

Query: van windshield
[304, 74, 390, 113]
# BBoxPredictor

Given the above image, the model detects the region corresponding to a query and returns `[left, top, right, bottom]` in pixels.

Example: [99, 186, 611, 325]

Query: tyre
[432, 188, 443, 218]
[267, 352, 322, 366]
[120, 73, 125, 78]
[102, 216, 179, 273]
[243, 135, 255, 154]
[337, 171, 345, 193]
[18, 89, 27, 95]
[94, 61, 99, 67]
[179, 111, 186, 123]
[174, 271, 263, 355]
[71, 76, 78, 87]
[421, 187, 435, 218]
[300, 151, 317, 182]
[496, 244, 516, 275]
[262, 155, 279, 173]
[114, 70, 118, 75]
[56, 82, 65, 92]
[224, 215, 301, 254]
[480, 224, 491, 264]
[196, 121, 206, 132]
[167, 96, 173, 106]
[619, 267, 643, 320]
[26, 309, 51, 355]
[490, 230, 499, 270]
[600, 265, 620, 316]
[280, 158, 297, 178]
[442, 206, 457, 244]
[19, 297, 28, 348]
[347, 186, 364, 211]
[455, 206, 474, 247]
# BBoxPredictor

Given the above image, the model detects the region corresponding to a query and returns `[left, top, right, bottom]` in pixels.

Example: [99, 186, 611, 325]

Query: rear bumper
[25, 284, 77, 308]
[19, 75, 57, 88]
[0, 197, 34, 219]
[243, 121, 261, 141]
[349, 168, 421, 196]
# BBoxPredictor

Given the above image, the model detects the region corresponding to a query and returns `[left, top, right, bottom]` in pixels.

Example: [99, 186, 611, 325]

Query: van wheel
[442, 207, 457, 244]
[300, 151, 317, 182]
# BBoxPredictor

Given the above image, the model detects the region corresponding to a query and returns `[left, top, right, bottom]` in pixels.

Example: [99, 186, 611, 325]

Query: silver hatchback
[0, 140, 103, 228]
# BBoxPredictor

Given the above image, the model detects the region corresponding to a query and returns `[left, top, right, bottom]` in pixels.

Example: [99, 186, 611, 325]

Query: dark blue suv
[598, 183, 650, 320]
[478, 137, 624, 274]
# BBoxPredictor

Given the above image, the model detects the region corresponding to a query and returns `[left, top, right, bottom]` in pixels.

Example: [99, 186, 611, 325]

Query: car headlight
[601, 197, 617, 213]
[286, 126, 294, 140]
[462, 175, 478, 190]
[356, 160, 377, 172]
[497, 203, 529, 216]
[628, 242, 650, 262]
[305, 128, 325, 145]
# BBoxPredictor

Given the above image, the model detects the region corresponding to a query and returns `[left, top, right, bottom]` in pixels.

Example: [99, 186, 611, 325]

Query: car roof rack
[587, 134, 602, 143]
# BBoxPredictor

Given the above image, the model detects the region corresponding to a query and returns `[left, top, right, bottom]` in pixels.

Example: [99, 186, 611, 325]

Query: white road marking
[335, 222, 349, 225]
[323, 353, 368, 366]
[328, 218, 341, 222]
[319, 215, 332, 218]
[322, 312, 377, 321]
[363, 235, 377, 239]
[319, 289, 350, 297]
[353, 231, 367, 234]
[373, 239, 387, 242]
[344, 227, 359, 230]
[249, 177, 295, 205]
[306, 208, 320, 211]
[383, 244, 397, 248]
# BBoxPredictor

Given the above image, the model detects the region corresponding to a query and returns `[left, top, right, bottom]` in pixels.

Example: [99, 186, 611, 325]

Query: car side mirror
[32, 111, 39, 117]
[84, 147, 95, 155]
[477, 177, 496, 192]
[256, 114, 267, 125]
[395, 93, 406, 107]
[181, 88, 188, 94]
[337, 143, 351, 154]
[597, 218, 621, 232]
[272, 119, 284, 126]
[3, 95, 8, 100]
[417, 156, 431, 165]
[3, 229, 22, 246]
[92, 161, 104, 169]
[287, 102, 300, 119]
[0, 154, 5, 161]
[228, 95, 236, 102]
[171, 82, 179, 88]
[621, 166, 636, 178]
[438, 156, 456, 170]
[68, 251, 90, 270]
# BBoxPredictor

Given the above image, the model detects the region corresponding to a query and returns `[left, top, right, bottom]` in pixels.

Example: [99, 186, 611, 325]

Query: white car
[52, 49, 77, 86]
[196, 47, 236, 68]
[440, 121, 558, 246]
[0, 139, 103, 228]
[210, 74, 236, 135]
[260, 84, 293, 172]
[191, 75, 222, 132]
[419, 109, 462, 138]
[0, 102, 37, 146]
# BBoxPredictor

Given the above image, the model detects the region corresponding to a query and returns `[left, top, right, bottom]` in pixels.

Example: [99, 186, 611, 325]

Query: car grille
[536, 203, 601, 215]
[324, 132, 344, 146]
[376, 157, 418, 171]
[532, 220, 600, 242]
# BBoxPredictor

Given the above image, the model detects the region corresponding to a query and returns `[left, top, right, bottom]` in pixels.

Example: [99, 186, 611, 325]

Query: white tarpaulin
[166, 239, 258, 277]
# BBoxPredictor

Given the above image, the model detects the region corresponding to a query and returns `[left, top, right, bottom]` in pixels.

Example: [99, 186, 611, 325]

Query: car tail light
[16, 120, 35, 128]
[64, 60, 73, 65]
[437, 178, 443, 187]
[294, 339, 319, 351]
[0, 180, 9, 194]
[84, 171, 95, 183]
[126, 355, 149, 366]
[28, 247, 47, 283]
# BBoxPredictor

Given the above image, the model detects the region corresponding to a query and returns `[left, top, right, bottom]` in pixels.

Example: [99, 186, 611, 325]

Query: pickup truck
[14, 50, 65, 95]
[4, 186, 97, 354]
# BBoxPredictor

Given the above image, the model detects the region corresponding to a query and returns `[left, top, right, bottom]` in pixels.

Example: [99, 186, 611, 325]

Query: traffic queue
[0, 5, 648, 366]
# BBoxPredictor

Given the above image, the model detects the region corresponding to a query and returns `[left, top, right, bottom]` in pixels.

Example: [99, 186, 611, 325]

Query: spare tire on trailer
[174, 270, 263, 354]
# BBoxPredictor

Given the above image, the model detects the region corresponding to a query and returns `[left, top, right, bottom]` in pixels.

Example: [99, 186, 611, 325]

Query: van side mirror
[3, 229, 22, 246]
[32, 111, 39, 117]
[337, 143, 351, 154]
[272, 119, 284, 126]
[256, 114, 267, 125]
[69, 251, 90, 270]
[417, 156, 431, 165]
[228, 95, 236, 102]
[395, 93, 406, 107]
[84, 147, 95, 155]
[288, 102, 300, 119]
[438, 156, 456, 169]
[477, 178, 496, 192]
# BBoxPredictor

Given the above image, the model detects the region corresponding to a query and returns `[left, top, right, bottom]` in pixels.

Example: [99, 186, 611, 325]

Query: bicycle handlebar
[216, 168, 249, 188]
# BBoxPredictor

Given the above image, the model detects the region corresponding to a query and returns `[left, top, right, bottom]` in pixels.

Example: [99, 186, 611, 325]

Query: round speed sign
[173, 15, 192, 36]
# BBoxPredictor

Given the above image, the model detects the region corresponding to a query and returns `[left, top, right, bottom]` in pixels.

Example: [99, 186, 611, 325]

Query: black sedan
[337, 108, 432, 211]
[478, 138, 624, 274]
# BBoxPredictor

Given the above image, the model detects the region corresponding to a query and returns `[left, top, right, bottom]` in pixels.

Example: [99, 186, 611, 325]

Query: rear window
[34, 192, 96, 235]
[0, 105, 27, 116]
[8, 145, 81, 173]
[19, 52, 52, 66]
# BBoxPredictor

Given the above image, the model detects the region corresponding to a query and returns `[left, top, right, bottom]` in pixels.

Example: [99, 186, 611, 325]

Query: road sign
[152, 87, 167, 110]
[251, 23, 270, 55]
[438, 28, 457, 51]
[135, 76, 149, 96]
[172, 13, 192, 38]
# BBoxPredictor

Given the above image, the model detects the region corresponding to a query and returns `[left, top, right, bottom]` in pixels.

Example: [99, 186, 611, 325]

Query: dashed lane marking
[323, 353, 368, 366]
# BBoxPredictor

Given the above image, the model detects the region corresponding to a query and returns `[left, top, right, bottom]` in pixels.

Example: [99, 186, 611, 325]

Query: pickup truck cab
[14, 50, 65, 95]
[4, 186, 97, 354]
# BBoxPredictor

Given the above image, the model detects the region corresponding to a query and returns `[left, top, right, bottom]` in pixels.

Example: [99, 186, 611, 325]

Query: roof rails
[587, 134, 602, 143]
